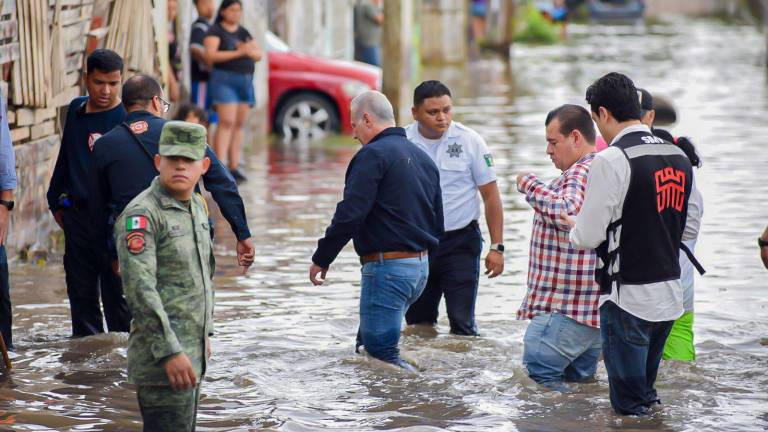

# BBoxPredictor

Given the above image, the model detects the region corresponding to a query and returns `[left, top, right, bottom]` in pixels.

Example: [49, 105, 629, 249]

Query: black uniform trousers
[62, 206, 131, 336]
[0, 245, 12, 349]
[405, 220, 482, 335]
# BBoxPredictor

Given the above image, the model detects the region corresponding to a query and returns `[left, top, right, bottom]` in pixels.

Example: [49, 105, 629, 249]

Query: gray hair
[350, 91, 396, 125]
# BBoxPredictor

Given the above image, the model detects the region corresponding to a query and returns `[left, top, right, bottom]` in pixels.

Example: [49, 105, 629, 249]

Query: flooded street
[3, 17, 768, 431]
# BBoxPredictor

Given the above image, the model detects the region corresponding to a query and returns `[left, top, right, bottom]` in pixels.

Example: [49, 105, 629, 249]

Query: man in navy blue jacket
[309, 91, 444, 370]
[89, 74, 255, 278]
[46, 49, 129, 337]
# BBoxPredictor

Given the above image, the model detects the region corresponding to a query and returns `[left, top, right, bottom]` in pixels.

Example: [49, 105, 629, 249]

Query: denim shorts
[209, 68, 255, 106]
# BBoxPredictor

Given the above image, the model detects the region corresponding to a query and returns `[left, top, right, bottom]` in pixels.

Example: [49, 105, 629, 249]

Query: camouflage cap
[158, 121, 207, 160]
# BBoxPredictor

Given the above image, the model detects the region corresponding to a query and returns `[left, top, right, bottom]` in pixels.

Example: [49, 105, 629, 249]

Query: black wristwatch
[490, 243, 505, 254]
[758, 237, 768, 248]
[0, 200, 13, 211]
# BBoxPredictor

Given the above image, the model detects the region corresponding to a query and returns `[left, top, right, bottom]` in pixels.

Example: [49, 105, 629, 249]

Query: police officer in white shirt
[404, 80, 504, 336]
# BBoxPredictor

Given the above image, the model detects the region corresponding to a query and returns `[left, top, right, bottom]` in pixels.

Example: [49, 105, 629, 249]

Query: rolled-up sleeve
[0, 91, 17, 191]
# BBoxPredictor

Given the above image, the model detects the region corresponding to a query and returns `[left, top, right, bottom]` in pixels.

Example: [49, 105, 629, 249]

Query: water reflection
[2, 17, 768, 431]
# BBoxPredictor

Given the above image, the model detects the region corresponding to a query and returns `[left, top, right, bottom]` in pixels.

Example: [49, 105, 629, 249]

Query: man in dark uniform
[47, 49, 131, 336]
[89, 74, 255, 276]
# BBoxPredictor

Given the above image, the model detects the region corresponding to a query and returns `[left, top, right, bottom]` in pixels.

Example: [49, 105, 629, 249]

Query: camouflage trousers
[137, 383, 202, 432]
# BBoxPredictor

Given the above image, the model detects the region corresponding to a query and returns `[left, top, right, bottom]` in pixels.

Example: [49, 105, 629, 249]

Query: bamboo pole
[17, 0, 30, 104]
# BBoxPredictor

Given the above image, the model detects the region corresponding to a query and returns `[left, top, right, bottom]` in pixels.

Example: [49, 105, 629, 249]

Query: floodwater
[3, 17, 768, 431]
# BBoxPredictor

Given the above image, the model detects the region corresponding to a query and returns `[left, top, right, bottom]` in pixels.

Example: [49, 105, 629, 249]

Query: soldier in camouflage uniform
[116, 121, 215, 431]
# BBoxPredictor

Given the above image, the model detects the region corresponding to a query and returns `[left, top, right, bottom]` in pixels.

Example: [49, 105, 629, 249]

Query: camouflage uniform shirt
[116, 177, 215, 385]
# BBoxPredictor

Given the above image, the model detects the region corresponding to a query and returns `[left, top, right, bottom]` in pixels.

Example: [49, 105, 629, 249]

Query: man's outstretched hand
[309, 263, 327, 286]
[236, 238, 255, 274]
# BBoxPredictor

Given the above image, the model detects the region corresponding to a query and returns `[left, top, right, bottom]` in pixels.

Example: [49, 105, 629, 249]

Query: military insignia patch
[88, 133, 102, 152]
[447, 142, 463, 158]
[129, 121, 149, 135]
[125, 232, 146, 254]
[484, 153, 494, 167]
[126, 215, 148, 230]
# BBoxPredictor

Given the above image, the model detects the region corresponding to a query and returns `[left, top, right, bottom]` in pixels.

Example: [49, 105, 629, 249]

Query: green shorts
[662, 311, 695, 362]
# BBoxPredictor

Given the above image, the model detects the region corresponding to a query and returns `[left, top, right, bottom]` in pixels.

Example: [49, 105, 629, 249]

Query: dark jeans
[405, 221, 482, 335]
[0, 245, 11, 349]
[600, 300, 674, 415]
[62, 206, 131, 336]
[354, 42, 381, 67]
[358, 256, 429, 367]
[137, 384, 202, 432]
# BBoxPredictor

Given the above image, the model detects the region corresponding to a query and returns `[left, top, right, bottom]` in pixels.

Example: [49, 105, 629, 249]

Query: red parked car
[265, 32, 382, 140]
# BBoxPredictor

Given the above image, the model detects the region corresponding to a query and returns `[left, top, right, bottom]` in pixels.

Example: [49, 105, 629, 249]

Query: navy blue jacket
[47, 97, 127, 211]
[312, 127, 444, 268]
[89, 110, 251, 257]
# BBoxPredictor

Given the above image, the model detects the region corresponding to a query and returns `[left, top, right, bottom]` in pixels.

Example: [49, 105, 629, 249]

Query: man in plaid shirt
[516, 104, 600, 391]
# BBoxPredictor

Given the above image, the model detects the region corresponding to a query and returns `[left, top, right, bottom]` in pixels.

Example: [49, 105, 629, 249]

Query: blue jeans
[523, 313, 601, 391]
[600, 301, 674, 415]
[354, 43, 381, 67]
[358, 256, 429, 366]
[0, 245, 11, 349]
[190, 80, 218, 125]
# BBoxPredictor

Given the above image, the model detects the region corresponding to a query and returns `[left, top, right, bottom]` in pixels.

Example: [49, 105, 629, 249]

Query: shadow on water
[2, 16, 768, 431]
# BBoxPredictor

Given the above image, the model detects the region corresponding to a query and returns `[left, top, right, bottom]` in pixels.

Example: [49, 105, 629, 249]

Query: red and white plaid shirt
[516, 153, 600, 328]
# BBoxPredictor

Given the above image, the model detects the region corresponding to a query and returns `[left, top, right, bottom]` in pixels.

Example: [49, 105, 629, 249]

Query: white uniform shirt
[405, 121, 497, 231]
[569, 124, 702, 322]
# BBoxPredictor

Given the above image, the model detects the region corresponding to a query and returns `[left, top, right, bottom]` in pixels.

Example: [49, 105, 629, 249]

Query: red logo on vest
[654, 167, 686, 213]
[129, 121, 149, 134]
[88, 133, 102, 151]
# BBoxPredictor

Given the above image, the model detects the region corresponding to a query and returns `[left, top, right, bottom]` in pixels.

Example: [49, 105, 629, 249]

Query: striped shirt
[516, 153, 600, 328]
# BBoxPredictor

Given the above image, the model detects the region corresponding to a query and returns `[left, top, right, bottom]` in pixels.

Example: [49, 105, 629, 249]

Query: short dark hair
[215, 0, 242, 23]
[173, 102, 209, 126]
[122, 74, 162, 109]
[585, 72, 641, 122]
[413, 80, 452, 106]
[545, 104, 596, 144]
[86, 49, 124, 75]
[653, 131, 701, 168]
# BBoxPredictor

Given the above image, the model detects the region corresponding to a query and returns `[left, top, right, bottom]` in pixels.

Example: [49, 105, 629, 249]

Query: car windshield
[265, 31, 291, 53]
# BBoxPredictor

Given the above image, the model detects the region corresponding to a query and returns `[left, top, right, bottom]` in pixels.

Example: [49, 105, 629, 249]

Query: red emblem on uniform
[126, 232, 146, 254]
[88, 133, 102, 151]
[654, 167, 686, 213]
[129, 121, 149, 135]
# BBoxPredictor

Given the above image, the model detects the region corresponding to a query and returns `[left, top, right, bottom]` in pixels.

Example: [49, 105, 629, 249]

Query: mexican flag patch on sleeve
[484, 154, 494, 167]
[126, 215, 149, 231]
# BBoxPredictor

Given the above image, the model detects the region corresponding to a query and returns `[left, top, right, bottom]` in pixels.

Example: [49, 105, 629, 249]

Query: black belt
[444, 220, 479, 236]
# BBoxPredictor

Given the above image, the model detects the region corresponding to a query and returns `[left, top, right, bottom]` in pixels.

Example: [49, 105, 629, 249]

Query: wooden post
[382, 0, 404, 122]
[382, 0, 415, 124]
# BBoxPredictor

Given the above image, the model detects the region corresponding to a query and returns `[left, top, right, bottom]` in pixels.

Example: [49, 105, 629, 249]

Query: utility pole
[382, 0, 405, 122]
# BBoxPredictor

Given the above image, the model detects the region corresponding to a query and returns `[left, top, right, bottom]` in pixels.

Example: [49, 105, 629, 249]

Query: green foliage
[515, 4, 559, 45]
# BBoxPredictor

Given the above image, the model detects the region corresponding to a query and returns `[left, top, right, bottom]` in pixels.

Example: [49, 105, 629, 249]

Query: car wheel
[276, 93, 339, 141]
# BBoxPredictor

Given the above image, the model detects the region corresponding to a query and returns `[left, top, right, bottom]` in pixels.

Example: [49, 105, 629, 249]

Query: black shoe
[230, 167, 248, 183]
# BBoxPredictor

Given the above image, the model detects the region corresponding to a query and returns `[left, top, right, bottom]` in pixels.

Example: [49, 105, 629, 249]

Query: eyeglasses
[156, 95, 171, 113]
